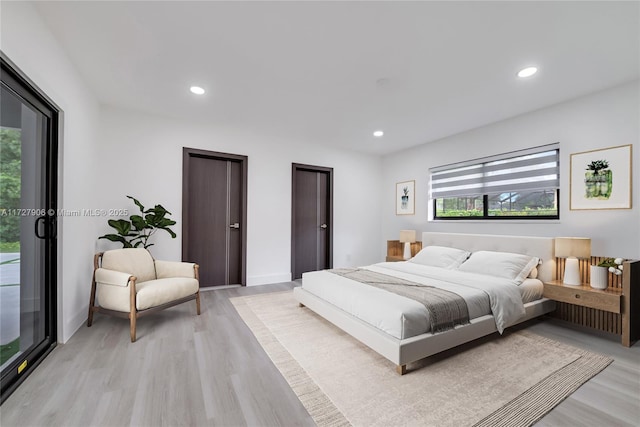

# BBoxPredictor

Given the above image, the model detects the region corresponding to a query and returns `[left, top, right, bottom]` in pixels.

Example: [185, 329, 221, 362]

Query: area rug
[230, 291, 612, 427]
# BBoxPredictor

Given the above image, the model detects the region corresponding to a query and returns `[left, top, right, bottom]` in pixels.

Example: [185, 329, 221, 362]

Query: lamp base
[403, 242, 412, 260]
[563, 257, 582, 286]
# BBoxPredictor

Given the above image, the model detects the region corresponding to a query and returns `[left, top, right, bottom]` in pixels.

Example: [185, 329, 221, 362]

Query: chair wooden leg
[87, 307, 94, 327]
[87, 276, 97, 327]
[194, 265, 201, 315]
[130, 277, 137, 342]
[130, 314, 136, 342]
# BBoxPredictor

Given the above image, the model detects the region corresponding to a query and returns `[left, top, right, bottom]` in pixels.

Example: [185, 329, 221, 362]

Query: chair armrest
[95, 268, 134, 287]
[155, 260, 197, 279]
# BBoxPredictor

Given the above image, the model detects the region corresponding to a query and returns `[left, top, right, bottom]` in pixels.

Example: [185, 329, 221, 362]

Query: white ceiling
[33, 1, 639, 155]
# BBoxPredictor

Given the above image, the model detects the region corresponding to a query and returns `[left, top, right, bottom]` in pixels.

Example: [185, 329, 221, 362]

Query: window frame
[433, 190, 560, 220]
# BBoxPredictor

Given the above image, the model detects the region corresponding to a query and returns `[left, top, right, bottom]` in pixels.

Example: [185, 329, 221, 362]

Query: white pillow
[457, 250, 539, 284]
[528, 266, 538, 279]
[409, 245, 471, 269]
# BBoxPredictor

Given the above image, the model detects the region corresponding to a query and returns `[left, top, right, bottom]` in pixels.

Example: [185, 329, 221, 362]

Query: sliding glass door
[0, 56, 58, 403]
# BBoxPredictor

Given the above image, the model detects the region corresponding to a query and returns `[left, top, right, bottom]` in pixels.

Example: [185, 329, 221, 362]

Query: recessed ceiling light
[517, 67, 538, 78]
[373, 130, 384, 137]
[190, 86, 205, 95]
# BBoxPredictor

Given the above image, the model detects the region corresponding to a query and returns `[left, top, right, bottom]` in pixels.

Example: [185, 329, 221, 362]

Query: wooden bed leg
[396, 365, 406, 375]
[298, 303, 305, 307]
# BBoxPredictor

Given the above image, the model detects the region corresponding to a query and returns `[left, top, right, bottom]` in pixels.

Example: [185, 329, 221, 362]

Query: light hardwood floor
[1, 282, 638, 426]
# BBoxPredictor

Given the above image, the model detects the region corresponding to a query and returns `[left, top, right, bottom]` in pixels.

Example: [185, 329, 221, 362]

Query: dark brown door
[183, 148, 247, 287]
[292, 164, 333, 279]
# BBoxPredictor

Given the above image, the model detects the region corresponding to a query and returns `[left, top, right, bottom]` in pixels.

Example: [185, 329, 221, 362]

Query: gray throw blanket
[329, 268, 470, 334]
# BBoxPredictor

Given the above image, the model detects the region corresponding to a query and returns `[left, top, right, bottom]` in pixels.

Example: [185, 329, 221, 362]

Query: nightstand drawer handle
[575, 294, 580, 299]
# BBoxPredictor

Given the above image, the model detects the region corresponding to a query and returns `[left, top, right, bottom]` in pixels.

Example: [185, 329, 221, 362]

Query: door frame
[182, 147, 248, 286]
[0, 53, 59, 403]
[291, 163, 333, 279]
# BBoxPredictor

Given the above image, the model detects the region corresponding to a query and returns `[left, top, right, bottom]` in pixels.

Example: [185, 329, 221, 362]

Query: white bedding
[301, 261, 543, 340]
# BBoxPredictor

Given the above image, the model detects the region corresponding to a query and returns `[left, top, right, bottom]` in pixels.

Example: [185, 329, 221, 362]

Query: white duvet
[301, 262, 541, 339]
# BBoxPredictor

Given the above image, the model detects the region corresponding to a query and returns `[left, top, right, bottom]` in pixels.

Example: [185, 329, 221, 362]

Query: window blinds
[430, 143, 559, 199]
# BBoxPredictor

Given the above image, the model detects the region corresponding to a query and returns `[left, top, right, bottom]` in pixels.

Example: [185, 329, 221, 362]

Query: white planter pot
[590, 265, 609, 290]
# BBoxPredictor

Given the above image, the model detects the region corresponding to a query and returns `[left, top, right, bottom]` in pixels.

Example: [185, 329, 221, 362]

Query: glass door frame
[0, 53, 59, 403]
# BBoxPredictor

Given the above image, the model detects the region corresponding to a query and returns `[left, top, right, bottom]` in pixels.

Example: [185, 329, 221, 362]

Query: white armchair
[87, 248, 201, 342]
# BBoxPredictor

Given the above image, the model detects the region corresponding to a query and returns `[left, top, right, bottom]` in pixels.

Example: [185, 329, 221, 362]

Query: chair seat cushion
[136, 278, 199, 311]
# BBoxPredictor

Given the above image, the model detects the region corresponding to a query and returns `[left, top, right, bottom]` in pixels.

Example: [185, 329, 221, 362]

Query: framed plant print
[396, 180, 415, 215]
[570, 144, 632, 210]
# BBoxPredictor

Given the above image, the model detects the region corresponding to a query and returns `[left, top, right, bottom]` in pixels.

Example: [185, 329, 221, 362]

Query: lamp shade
[555, 237, 591, 259]
[399, 230, 416, 243]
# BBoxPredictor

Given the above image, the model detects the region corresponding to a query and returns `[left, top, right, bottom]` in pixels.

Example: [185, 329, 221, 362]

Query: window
[430, 144, 559, 219]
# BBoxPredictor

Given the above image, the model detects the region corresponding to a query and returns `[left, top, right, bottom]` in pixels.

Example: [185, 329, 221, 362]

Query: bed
[293, 232, 557, 374]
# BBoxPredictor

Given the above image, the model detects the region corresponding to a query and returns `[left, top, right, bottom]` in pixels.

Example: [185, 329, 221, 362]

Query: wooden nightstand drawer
[543, 281, 621, 314]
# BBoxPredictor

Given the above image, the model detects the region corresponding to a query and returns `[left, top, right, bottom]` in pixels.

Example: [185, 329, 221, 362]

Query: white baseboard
[246, 273, 292, 286]
[62, 306, 88, 344]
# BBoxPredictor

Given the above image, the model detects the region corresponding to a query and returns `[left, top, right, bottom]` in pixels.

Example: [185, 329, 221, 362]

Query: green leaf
[107, 219, 131, 236]
[130, 215, 147, 231]
[156, 218, 177, 228]
[127, 195, 146, 213]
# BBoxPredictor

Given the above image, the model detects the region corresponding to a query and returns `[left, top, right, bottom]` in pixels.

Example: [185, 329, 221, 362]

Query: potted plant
[590, 257, 623, 289]
[99, 196, 176, 249]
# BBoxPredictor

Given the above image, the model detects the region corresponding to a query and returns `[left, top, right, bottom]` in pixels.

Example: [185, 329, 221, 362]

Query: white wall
[95, 106, 383, 285]
[382, 81, 640, 259]
[1, 2, 103, 342]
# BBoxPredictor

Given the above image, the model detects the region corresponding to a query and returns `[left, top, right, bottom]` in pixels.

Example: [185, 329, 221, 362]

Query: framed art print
[396, 180, 415, 215]
[570, 144, 632, 210]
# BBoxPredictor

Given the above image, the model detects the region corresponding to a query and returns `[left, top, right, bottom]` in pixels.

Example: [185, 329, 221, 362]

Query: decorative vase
[584, 170, 612, 200]
[401, 195, 409, 209]
[590, 265, 609, 289]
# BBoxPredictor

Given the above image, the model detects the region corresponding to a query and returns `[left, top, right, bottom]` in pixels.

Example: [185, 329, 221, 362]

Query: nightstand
[386, 240, 422, 262]
[543, 280, 622, 314]
[544, 259, 638, 347]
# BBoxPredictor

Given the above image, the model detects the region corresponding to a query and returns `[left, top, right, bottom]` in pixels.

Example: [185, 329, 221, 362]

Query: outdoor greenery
[436, 209, 558, 217]
[0, 337, 20, 365]
[435, 191, 558, 219]
[489, 209, 558, 216]
[99, 196, 176, 249]
[0, 242, 20, 253]
[436, 209, 483, 217]
[0, 128, 21, 245]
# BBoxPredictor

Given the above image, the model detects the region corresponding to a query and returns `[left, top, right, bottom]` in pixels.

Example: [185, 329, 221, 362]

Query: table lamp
[399, 230, 416, 260]
[555, 237, 591, 286]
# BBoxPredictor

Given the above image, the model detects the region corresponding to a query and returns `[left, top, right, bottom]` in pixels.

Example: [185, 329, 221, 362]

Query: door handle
[35, 215, 57, 239]
[229, 223, 240, 229]
[319, 224, 327, 229]
[35, 216, 47, 239]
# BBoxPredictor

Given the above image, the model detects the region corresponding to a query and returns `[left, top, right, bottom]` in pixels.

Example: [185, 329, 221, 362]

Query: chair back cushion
[101, 248, 156, 283]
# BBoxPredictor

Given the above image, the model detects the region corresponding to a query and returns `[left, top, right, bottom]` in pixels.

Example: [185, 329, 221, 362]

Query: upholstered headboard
[421, 232, 556, 283]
